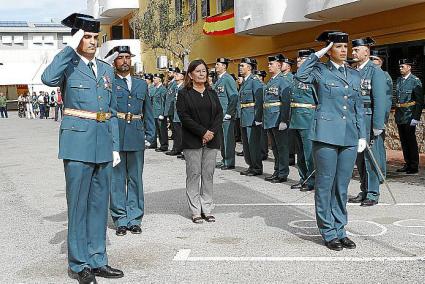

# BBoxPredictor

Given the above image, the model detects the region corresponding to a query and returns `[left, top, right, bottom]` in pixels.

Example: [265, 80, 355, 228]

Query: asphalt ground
[1, 113, 424, 283]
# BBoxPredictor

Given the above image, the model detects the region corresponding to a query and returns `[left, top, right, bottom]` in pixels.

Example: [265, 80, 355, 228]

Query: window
[44, 35, 54, 44]
[201, 0, 210, 18]
[189, 0, 197, 23]
[33, 35, 43, 44]
[1, 35, 12, 44]
[13, 35, 24, 44]
[102, 34, 107, 43]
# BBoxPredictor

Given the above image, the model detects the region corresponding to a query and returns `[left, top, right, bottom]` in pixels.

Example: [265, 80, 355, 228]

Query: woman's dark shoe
[201, 214, 216, 222]
[192, 216, 203, 224]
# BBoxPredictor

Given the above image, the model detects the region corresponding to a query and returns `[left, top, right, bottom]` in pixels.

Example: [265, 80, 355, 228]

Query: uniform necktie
[338, 66, 346, 78]
[123, 77, 129, 89]
[87, 62, 96, 78]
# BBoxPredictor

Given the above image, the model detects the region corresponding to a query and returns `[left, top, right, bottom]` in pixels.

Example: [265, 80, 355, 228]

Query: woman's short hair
[184, 59, 210, 89]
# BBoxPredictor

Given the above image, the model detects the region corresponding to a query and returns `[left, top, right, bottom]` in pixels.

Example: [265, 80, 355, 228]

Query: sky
[0, 0, 87, 23]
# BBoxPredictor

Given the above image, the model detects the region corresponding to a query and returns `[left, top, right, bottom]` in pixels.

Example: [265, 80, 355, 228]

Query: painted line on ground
[173, 249, 425, 262]
[215, 203, 425, 207]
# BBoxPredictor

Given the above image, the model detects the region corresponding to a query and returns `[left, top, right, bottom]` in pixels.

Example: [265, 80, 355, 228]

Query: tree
[132, 0, 203, 69]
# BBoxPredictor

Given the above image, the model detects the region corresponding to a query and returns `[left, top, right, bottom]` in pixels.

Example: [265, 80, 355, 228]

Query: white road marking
[173, 249, 425, 262]
[215, 203, 425, 207]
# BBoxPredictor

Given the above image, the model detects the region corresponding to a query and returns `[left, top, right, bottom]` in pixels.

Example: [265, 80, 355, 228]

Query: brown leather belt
[64, 108, 111, 122]
[240, 102, 255, 108]
[290, 103, 316, 109]
[263, 102, 282, 108]
[396, 101, 416, 108]
[117, 112, 143, 123]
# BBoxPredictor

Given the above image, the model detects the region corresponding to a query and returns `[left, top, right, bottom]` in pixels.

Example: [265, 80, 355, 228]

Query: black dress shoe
[236, 151, 244, 156]
[264, 174, 278, 181]
[166, 150, 180, 156]
[246, 171, 262, 176]
[339, 237, 356, 249]
[92, 265, 124, 279]
[148, 145, 157, 149]
[77, 268, 97, 284]
[348, 194, 364, 203]
[325, 238, 343, 251]
[360, 199, 378, 207]
[290, 181, 303, 189]
[221, 165, 235, 170]
[116, 226, 127, 236]
[177, 154, 185, 160]
[128, 225, 142, 234]
[240, 169, 251, 175]
[270, 177, 287, 183]
[300, 185, 314, 192]
[396, 165, 409, 172]
[406, 169, 419, 175]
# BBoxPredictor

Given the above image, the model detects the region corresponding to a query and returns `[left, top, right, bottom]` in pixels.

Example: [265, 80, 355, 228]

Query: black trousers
[172, 122, 183, 153]
[397, 124, 419, 171]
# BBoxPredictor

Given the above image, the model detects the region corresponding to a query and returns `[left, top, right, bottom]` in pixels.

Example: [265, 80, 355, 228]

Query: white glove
[68, 29, 85, 50]
[357, 138, 367, 153]
[224, 114, 232, 120]
[410, 119, 419, 126]
[315, 42, 333, 58]
[254, 121, 262, 126]
[158, 115, 164, 120]
[145, 140, 151, 147]
[373, 128, 383, 136]
[104, 51, 119, 67]
[112, 151, 121, 167]
[278, 122, 287, 131]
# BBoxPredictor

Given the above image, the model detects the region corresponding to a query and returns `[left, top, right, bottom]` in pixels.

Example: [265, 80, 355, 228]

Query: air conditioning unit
[156, 56, 168, 69]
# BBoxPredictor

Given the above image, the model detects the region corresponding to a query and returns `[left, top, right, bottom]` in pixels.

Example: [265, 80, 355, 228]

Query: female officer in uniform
[296, 31, 366, 251]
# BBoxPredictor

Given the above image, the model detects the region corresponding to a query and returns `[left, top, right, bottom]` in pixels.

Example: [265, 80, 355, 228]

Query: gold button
[129, 96, 132, 99]
[98, 96, 101, 99]
[345, 86, 348, 89]
[100, 108, 103, 111]
[342, 116, 346, 119]
[343, 106, 347, 110]
[128, 104, 131, 107]
[344, 96, 348, 99]
[79, 84, 83, 88]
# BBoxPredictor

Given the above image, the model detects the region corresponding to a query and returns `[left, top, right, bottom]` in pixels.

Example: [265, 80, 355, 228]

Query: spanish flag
[203, 13, 235, 36]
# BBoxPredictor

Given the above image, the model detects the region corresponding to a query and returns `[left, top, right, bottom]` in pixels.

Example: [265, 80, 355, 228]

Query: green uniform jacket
[41, 46, 119, 163]
[395, 74, 424, 124]
[359, 60, 387, 131]
[213, 72, 239, 119]
[262, 73, 291, 129]
[152, 84, 167, 118]
[384, 71, 393, 124]
[289, 79, 316, 130]
[164, 80, 177, 116]
[239, 74, 264, 127]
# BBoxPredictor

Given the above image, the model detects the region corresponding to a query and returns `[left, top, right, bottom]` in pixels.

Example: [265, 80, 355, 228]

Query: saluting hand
[103, 51, 119, 67]
[68, 29, 85, 50]
[315, 42, 334, 58]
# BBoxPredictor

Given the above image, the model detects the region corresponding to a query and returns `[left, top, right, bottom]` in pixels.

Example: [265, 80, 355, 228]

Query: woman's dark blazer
[176, 86, 223, 149]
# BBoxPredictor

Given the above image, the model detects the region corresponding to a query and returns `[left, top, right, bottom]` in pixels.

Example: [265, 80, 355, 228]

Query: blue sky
[0, 0, 87, 22]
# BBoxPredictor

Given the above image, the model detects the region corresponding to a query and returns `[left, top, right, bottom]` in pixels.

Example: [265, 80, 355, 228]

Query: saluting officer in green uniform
[105, 46, 155, 237]
[263, 54, 291, 183]
[255, 70, 270, 160]
[152, 73, 168, 152]
[289, 49, 317, 192]
[171, 68, 186, 158]
[348, 37, 387, 206]
[214, 58, 239, 170]
[42, 13, 124, 283]
[238, 58, 264, 176]
[296, 31, 366, 251]
[394, 59, 424, 174]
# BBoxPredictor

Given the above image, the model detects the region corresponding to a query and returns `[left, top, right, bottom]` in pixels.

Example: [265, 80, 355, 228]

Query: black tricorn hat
[283, 58, 295, 65]
[62, 13, 100, 33]
[144, 73, 153, 80]
[106, 46, 135, 58]
[268, 54, 285, 62]
[352, 37, 375, 47]
[298, 49, 315, 58]
[316, 31, 348, 43]
[240, 57, 257, 67]
[370, 49, 387, 60]
[399, 58, 414, 66]
[255, 70, 267, 78]
[216, 58, 231, 65]
[153, 73, 164, 79]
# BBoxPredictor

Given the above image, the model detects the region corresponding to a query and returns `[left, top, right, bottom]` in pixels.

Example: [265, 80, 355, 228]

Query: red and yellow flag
[203, 13, 235, 36]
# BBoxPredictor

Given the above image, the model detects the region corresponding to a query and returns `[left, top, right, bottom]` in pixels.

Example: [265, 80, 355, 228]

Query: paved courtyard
[1, 113, 424, 283]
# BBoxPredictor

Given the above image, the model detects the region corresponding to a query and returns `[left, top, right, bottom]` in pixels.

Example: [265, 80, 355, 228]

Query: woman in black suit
[176, 59, 223, 223]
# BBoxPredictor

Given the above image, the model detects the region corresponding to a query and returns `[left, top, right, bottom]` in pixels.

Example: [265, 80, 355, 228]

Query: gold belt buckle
[96, 112, 106, 122]
[125, 112, 133, 123]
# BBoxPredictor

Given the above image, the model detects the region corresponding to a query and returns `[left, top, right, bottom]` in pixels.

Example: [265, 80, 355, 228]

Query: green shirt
[0, 96, 7, 108]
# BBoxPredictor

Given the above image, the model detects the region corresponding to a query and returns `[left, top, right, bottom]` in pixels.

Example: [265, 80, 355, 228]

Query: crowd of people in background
[15, 88, 63, 121]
